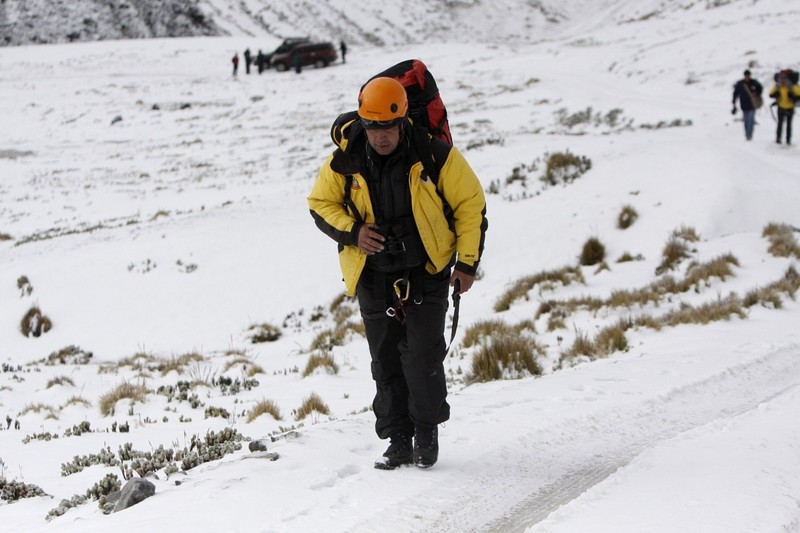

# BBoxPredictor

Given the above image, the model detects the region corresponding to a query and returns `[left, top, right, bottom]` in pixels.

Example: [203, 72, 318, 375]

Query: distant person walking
[340, 40, 347, 64]
[731, 69, 762, 141]
[769, 69, 800, 145]
[256, 50, 266, 74]
[244, 48, 252, 75]
[293, 51, 302, 74]
[232, 53, 239, 77]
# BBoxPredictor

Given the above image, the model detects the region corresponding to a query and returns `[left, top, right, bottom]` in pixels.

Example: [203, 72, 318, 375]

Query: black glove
[731, 106, 736, 115]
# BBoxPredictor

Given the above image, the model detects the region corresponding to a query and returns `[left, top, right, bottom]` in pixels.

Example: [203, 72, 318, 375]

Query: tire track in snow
[425, 345, 800, 532]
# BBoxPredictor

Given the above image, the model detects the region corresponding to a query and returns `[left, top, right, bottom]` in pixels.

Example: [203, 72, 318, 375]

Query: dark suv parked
[262, 37, 309, 68]
[271, 42, 337, 71]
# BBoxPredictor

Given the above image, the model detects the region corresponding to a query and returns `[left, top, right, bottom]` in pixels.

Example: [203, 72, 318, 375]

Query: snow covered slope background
[1, 0, 800, 531]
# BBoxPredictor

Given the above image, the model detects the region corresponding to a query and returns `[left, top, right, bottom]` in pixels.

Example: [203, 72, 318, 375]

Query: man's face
[365, 125, 401, 156]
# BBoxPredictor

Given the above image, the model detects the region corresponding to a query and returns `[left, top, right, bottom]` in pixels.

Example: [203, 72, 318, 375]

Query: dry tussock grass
[467, 333, 544, 384]
[495, 265, 585, 312]
[295, 392, 330, 420]
[580, 237, 606, 266]
[617, 205, 639, 229]
[222, 357, 264, 377]
[302, 352, 339, 377]
[247, 399, 282, 422]
[763, 222, 800, 258]
[309, 321, 365, 351]
[98, 382, 148, 416]
[19, 403, 59, 419]
[46, 376, 75, 388]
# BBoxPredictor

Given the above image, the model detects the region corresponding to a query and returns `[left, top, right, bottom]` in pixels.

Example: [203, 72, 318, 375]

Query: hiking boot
[374, 432, 413, 470]
[413, 426, 439, 468]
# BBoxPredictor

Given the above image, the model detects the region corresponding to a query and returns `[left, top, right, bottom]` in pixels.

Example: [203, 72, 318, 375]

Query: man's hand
[357, 224, 385, 255]
[731, 106, 737, 115]
[450, 270, 475, 295]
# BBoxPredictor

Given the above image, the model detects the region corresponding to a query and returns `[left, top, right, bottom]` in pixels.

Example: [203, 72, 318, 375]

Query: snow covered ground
[1, 0, 800, 531]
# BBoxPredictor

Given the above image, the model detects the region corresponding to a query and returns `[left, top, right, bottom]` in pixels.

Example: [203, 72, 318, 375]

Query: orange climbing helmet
[357, 77, 408, 128]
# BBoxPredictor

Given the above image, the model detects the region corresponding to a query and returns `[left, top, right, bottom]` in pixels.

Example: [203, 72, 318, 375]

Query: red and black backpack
[364, 59, 452, 145]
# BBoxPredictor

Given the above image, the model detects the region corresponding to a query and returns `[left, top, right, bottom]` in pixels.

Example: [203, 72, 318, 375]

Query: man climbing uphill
[308, 76, 487, 469]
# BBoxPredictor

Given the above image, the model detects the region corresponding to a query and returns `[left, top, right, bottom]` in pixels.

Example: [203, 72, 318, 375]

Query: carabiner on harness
[386, 276, 411, 323]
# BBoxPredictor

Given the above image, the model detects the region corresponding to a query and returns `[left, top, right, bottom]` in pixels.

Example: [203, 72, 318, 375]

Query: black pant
[777, 108, 794, 143]
[357, 266, 450, 439]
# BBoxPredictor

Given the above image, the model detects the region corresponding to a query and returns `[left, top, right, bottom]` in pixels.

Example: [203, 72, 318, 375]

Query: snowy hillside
[2, 0, 800, 531]
[0, 0, 218, 46]
[3, 0, 781, 48]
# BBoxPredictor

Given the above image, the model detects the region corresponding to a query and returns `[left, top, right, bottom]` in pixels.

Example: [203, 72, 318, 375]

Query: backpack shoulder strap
[343, 174, 363, 223]
[409, 125, 448, 184]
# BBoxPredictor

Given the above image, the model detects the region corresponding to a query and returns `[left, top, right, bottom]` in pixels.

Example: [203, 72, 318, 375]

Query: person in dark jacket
[308, 77, 487, 470]
[340, 40, 347, 64]
[243, 48, 252, 75]
[256, 50, 266, 74]
[231, 53, 239, 77]
[732, 69, 763, 141]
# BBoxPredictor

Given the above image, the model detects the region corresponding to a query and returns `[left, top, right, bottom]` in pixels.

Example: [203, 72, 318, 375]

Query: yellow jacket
[309, 118, 487, 296]
[770, 83, 800, 110]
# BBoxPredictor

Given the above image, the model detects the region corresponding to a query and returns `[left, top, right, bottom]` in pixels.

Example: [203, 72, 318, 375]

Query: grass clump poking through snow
[617, 205, 639, 229]
[580, 236, 606, 266]
[20, 306, 52, 337]
[744, 265, 800, 308]
[494, 265, 585, 312]
[98, 382, 148, 416]
[302, 352, 339, 377]
[46, 376, 75, 388]
[763, 222, 800, 259]
[247, 322, 282, 343]
[463, 319, 543, 383]
[656, 226, 700, 275]
[540, 151, 592, 186]
[309, 321, 365, 351]
[247, 399, 283, 422]
[294, 392, 330, 420]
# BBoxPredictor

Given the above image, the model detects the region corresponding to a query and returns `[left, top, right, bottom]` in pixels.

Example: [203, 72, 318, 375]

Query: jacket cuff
[455, 260, 478, 276]
[346, 222, 363, 247]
